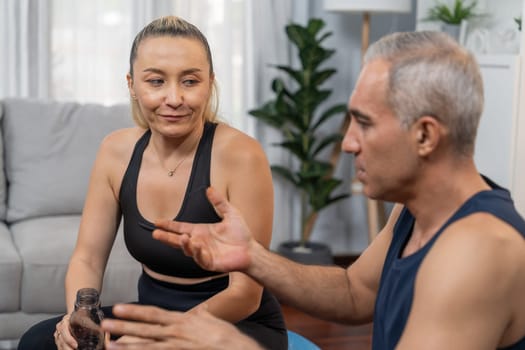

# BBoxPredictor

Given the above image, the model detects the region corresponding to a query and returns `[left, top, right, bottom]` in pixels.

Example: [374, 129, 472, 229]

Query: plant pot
[277, 241, 333, 266]
[441, 23, 461, 41]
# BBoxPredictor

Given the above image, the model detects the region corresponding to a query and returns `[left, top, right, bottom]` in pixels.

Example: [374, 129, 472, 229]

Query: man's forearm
[246, 242, 355, 322]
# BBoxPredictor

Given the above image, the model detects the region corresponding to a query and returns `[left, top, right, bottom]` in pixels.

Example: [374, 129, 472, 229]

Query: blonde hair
[128, 16, 219, 128]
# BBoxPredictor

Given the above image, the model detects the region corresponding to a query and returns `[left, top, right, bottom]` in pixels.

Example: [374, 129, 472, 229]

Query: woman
[18, 16, 287, 350]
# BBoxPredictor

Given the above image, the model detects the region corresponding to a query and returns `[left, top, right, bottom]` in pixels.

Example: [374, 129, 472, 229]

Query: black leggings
[18, 273, 288, 350]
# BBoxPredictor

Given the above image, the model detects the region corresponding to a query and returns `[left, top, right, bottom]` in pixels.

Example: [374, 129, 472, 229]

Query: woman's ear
[126, 74, 137, 100]
[413, 115, 444, 156]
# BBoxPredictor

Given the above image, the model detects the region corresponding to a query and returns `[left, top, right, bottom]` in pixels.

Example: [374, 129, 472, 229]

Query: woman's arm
[65, 130, 131, 313]
[195, 124, 273, 322]
[57, 129, 136, 349]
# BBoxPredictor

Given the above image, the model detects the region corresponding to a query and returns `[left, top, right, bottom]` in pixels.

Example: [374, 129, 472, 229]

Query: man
[101, 31, 525, 349]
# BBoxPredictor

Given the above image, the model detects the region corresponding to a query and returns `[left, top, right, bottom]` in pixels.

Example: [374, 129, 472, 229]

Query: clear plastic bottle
[69, 288, 105, 350]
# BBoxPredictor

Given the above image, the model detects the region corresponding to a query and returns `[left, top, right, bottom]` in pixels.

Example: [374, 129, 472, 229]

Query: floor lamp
[324, 0, 412, 243]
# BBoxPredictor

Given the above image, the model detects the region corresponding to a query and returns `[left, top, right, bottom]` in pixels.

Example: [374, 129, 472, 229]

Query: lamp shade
[324, 0, 412, 13]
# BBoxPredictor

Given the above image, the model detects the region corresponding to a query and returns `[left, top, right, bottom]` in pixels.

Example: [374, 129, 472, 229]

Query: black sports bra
[119, 122, 222, 278]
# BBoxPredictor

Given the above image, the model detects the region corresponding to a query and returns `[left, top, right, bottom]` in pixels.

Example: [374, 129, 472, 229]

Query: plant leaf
[317, 32, 332, 44]
[271, 165, 299, 186]
[312, 133, 343, 157]
[274, 65, 303, 85]
[313, 104, 347, 130]
[286, 24, 308, 50]
[311, 68, 337, 87]
[424, 0, 480, 24]
[306, 18, 325, 36]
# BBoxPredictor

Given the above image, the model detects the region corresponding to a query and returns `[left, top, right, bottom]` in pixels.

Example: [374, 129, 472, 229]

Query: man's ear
[126, 74, 136, 100]
[413, 115, 443, 156]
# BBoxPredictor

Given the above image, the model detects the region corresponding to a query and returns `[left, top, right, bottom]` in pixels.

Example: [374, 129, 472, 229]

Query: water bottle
[69, 288, 105, 350]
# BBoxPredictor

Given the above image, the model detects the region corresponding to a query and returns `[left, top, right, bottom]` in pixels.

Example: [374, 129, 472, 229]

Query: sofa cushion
[2, 98, 134, 223]
[0, 102, 6, 220]
[12, 215, 141, 313]
[0, 222, 21, 312]
[0, 312, 61, 341]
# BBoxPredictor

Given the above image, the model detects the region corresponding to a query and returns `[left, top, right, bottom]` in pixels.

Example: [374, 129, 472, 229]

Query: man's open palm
[153, 187, 254, 273]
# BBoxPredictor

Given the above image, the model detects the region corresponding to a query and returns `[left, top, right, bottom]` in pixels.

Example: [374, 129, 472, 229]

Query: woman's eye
[147, 79, 164, 86]
[183, 79, 198, 86]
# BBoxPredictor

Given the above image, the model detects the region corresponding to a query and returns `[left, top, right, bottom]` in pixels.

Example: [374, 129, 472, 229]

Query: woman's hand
[54, 314, 77, 350]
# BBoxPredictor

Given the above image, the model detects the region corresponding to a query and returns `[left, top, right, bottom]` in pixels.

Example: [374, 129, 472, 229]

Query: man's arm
[245, 209, 402, 324]
[102, 304, 264, 350]
[154, 188, 402, 324]
[397, 213, 525, 349]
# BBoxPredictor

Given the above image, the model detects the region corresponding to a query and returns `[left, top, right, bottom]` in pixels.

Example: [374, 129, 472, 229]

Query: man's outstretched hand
[102, 304, 263, 350]
[153, 187, 255, 273]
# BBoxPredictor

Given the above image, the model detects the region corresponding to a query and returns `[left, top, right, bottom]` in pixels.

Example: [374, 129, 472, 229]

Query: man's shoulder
[442, 211, 524, 247]
[423, 212, 525, 292]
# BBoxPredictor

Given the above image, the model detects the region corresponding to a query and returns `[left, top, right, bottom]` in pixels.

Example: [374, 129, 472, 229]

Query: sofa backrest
[0, 98, 134, 223]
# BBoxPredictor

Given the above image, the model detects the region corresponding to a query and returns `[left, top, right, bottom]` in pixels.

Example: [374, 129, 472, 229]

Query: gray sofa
[0, 98, 142, 346]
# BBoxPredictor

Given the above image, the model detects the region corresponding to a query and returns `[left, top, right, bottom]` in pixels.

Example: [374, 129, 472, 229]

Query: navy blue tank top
[373, 176, 525, 350]
[119, 122, 222, 278]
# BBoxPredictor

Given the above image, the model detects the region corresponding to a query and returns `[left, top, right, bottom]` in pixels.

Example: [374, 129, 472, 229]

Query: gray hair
[364, 31, 484, 156]
[128, 16, 219, 128]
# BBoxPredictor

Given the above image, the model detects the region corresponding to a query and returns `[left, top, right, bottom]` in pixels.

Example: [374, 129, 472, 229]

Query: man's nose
[341, 123, 359, 154]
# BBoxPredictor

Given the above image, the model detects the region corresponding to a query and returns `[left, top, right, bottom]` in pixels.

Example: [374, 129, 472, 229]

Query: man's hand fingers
[152, 228, 189, 248]
[102, 319, 158, 338]
[206, 187, 232, 219]
[109, 304, 182, 326]
[154, 219, 193, 236]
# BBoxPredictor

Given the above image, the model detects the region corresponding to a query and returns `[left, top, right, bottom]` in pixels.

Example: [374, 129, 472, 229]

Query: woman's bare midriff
[143, 265, 229, 285]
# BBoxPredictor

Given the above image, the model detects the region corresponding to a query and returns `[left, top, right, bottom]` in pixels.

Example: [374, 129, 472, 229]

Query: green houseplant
[424, 0, 483, 42]
[425, 0, 480, 25]
[249, 18, 349, 262]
